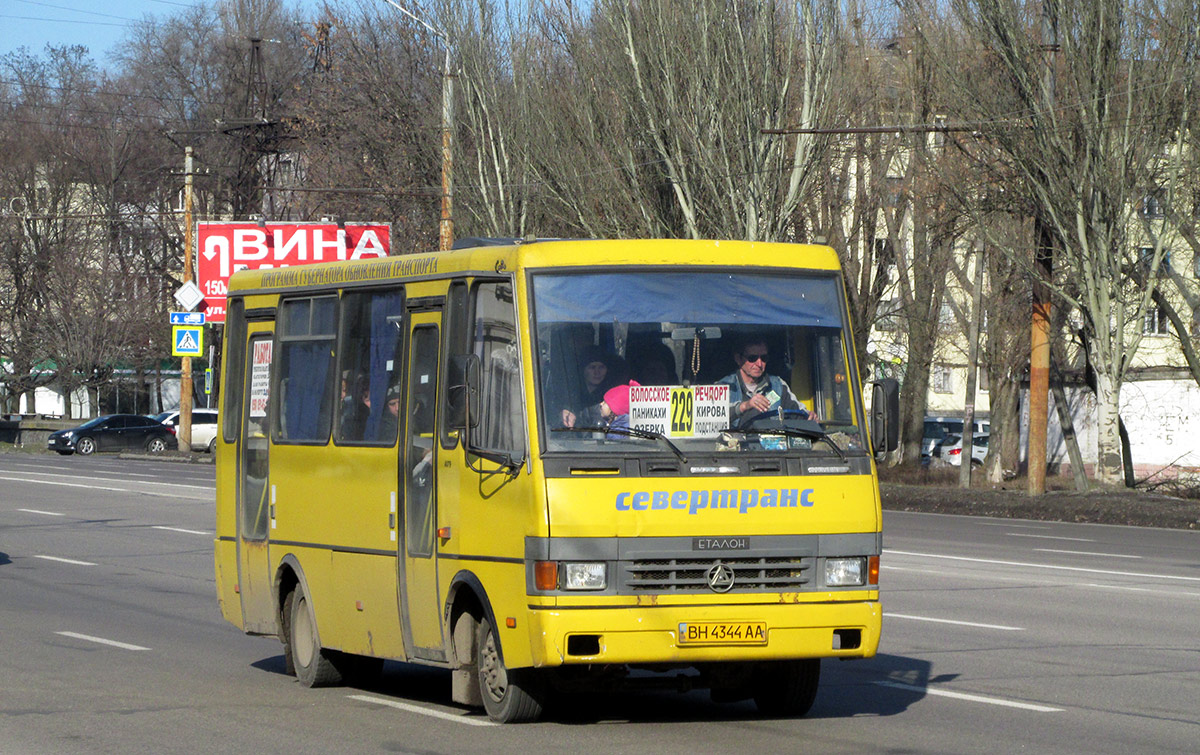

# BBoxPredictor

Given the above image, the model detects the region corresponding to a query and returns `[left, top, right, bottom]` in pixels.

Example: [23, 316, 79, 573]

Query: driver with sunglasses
[719, 338, 809, 424]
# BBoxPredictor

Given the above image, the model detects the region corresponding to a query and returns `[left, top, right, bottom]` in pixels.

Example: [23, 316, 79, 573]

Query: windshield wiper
[552, 426, 688, 463]
[721, 423, 847, 462]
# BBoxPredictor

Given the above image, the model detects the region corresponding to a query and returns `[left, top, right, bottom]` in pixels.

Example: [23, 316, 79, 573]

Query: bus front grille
[622, 557, 813, 592]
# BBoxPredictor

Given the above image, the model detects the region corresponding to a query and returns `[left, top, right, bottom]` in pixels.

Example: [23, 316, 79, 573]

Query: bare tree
[943, 0, 1199, 484]
[519, 0, 843, 240]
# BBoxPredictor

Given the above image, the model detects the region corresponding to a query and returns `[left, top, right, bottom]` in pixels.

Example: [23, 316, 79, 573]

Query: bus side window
[336, 288, 405, 445]
[440, 280, 468, 449]
[222, 298, 247, 443]
[471, 281, 525, 457]
[274, 296, 338, 443]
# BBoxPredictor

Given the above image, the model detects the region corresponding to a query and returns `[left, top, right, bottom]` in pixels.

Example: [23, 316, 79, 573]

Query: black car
[47, 414, 179, 456]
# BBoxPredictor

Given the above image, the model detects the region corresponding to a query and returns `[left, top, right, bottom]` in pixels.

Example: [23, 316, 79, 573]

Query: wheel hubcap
[293, 597, 315, 667]
[480, 631, 507, 702]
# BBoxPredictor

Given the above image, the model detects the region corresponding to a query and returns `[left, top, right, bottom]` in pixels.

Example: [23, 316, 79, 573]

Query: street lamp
[379, 0, 455, 251]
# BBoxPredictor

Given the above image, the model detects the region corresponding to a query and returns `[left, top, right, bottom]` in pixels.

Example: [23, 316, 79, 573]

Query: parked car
[936, 433, 989, 467]
[47, 414, 179, 456]
[154, 408, 219, 453]
[923, 417, 990, 459]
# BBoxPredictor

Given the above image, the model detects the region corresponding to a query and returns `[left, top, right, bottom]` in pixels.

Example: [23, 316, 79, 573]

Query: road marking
[10, 471, 213, 492]
[18, 509, 64, 516]
[884, 613, 1023, 631]
[1084, 583, 1200, 598]
[1035, 548, 1141, 559]
[153, 525, 211, 536]
[978, 521, 1052, 529]
[1007, 533, 1093, 542]
[55, 632, 149, 651]
[33, 555, 97, 566]
[347, 694, 497, 727]
[0, 475, 126, 492]
[873, 681, 1063, 712]
[884, 549, 1200, 583]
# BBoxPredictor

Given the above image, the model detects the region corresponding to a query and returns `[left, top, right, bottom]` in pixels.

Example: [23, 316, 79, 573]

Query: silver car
[154, 409, 219, 453]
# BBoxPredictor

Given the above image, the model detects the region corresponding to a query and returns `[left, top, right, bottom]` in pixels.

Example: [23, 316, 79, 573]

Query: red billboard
[196, 222, 391, 323]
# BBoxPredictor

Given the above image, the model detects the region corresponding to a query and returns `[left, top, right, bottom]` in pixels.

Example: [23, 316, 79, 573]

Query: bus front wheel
[476, 616, 544, 723]
[285, 587, 342, 687]
[753, 659, 820, 717]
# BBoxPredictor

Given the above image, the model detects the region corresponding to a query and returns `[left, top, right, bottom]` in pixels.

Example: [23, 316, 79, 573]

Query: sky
[0, 0, 322, 64]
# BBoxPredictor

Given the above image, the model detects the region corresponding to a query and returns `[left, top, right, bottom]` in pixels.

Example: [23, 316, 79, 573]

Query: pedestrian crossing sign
[172, 325, 204, 357]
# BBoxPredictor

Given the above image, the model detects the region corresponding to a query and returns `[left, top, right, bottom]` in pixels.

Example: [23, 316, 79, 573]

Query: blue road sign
[172, 325, 204, 357]
[171, 311, 206, 325]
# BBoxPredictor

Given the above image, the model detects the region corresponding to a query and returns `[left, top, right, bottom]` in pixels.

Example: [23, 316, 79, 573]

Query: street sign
[172, 325, 204, 357]
[174, 280, 206, 311]
[170, 311, 206, 325]
[204, 368, 213, 395]
[196, 222, 391, 323]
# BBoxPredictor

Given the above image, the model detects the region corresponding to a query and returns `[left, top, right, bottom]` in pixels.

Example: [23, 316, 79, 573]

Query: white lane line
[1035, 548, 1142, 559]
[1084, 583, 1200, 598]
[55, 632, 149, 651]
[0, 475, 126, 492]
[873, 681, 1063, 712]
[348, 694, 497, 727]
[979, 522, 1052, 529]
[884, 613, 1024, 631]
[33, 555, 97, 566]
[884, 549, 1200, 583]
[18, 509, 65, 516]
[153, 525, 211, 536]
[1007, 533, 1093, 542]
[10, 471, 213, 492]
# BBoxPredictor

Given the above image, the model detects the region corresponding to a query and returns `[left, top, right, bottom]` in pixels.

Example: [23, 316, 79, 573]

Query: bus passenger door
[238, 329, 276, 634]
[400, 314, 445, 659]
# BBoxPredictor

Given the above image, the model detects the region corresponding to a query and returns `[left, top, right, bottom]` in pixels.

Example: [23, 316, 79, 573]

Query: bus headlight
[563, 562, 607, 590]
[825, 557, 866, 587]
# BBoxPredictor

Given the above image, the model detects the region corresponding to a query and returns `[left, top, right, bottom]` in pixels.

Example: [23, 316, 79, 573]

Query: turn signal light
[534, 561, 558, 591]
[868, 556, 880, 586]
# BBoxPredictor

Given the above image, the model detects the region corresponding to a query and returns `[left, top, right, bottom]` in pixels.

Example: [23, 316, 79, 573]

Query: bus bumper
[525, 599, 880, 667]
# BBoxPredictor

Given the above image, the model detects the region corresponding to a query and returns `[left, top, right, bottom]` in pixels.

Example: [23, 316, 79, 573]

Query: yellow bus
[214, 238, 899, 722]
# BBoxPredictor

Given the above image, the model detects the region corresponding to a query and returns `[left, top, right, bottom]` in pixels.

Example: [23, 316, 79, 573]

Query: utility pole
[381, 0, 454, 250]
[179, 146, 195, 451]
[960, 243, 985, 488]
[1029, 5, 1058, 495]
[439, 47, 455, 251]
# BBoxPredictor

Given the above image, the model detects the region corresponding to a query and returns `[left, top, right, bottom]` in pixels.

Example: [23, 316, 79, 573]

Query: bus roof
[225, 238, 841, 294]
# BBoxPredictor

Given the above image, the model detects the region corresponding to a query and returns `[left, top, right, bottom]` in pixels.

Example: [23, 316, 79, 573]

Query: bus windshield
[532, 270, 863, 456]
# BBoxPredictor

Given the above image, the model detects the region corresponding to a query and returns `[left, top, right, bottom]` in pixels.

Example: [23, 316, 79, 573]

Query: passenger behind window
[560, 346, 627, 428]
[340, 371, 370, 440]
[630, 341, 677, 386]
[378, 384, 401, 442]
[601, 380, 638, 439]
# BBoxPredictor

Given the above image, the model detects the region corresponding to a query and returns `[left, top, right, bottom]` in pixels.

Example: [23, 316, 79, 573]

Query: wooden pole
[179, 146, 194, 451]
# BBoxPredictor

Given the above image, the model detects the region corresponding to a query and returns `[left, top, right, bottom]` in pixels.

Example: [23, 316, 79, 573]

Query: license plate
[678, 621, 767, 646]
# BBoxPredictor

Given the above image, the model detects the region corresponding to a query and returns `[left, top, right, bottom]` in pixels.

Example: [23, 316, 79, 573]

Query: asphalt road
[1, 453, 1198, 753]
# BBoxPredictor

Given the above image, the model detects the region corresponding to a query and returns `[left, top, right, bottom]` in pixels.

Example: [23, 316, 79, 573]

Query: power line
[0, 14, 127, 28]
[11, 1, 135, 23]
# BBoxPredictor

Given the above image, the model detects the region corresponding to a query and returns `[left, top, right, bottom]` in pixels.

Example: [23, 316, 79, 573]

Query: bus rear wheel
[476, 616, 544, 723]
[753, 659, 820, 717]
[284, 587, 343, 687]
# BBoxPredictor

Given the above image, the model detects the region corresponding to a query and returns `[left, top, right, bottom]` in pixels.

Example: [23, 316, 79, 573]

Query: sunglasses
[743, 353, 768, 363]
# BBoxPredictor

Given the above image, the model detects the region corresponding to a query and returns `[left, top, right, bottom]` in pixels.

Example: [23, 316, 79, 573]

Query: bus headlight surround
[825, 557, 866, 587]
[563, 562, 607, 590]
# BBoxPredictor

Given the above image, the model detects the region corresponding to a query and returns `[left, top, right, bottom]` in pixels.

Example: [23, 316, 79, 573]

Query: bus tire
[476, 616, 544, 723]
[753, 659, 820, 717]
[285, 586, 343, 687]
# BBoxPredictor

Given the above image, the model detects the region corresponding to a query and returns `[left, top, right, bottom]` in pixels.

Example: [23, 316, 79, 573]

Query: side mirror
[871, 378, 900, 454]
[447, 354, 480, 430]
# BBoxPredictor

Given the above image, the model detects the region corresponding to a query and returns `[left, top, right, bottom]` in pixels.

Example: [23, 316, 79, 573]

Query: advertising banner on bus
[196, 222, 391, 323]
